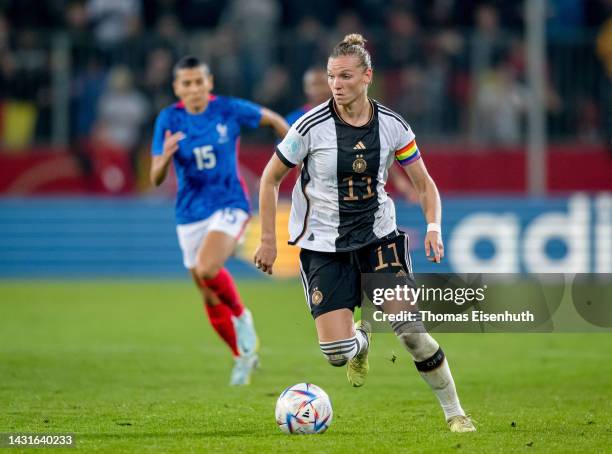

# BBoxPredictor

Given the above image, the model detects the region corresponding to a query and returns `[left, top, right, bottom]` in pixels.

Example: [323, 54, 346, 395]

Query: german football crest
[352, 154, 367, 173]
[311, 288, 323, 306]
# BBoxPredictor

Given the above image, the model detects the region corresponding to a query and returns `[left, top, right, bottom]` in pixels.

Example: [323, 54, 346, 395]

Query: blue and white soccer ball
[275, 383, 333, 434]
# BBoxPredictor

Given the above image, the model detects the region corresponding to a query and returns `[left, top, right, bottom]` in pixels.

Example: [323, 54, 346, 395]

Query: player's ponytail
[329, 33, 372, 70]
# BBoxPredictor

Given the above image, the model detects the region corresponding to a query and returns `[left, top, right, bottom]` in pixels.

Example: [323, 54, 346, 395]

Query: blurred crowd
[0, 0, 611, 159]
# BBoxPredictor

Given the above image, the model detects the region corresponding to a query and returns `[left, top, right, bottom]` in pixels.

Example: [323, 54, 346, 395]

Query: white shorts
[176, 208, 250, 269]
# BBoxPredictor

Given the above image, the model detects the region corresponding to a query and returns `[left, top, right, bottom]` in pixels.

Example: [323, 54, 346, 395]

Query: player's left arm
[259, 108, 290, 139]
[388, 164, 419, 203]
[402, 158, 444, 263]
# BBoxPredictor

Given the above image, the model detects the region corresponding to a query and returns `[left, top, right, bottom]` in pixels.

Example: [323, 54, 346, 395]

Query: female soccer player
[151, 56, 289, 385]
[254, 35, 475, 432]
[285, 66, 419, 202]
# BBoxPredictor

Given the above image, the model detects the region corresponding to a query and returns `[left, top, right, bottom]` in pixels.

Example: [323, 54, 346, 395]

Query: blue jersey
[285, 104, 311, 126]
[152, 95, 263, 224]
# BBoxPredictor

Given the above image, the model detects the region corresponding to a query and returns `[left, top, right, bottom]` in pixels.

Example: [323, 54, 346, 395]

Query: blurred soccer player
[150, 56, 289, 385]
[285, 67, 330, 126]
[255, 34, 475, 432]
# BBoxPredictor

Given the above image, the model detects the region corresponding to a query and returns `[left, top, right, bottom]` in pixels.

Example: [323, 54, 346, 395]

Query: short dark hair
[173, 55, 210, 78]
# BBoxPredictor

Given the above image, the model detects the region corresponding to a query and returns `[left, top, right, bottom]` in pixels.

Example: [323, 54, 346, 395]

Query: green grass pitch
[1, 280, 610, 453]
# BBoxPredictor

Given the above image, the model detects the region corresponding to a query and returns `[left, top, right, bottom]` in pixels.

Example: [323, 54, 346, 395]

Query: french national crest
[216, 123, 228, 143]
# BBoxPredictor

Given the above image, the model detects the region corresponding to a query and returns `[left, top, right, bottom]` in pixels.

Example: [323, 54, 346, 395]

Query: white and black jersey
[276, 98, 419, 253]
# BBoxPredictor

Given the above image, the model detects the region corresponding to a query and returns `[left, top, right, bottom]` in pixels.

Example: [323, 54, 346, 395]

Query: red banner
[0, 144, 609, 195]
[0, 145, 135, 194]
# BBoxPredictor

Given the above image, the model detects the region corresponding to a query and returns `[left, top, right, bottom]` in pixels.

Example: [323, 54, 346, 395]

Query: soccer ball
[275, 383, 333, 434]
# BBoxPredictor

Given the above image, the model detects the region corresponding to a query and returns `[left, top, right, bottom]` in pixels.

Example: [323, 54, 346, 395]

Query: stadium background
[0, 0, 610, 279]
[0, 1, 611, 451]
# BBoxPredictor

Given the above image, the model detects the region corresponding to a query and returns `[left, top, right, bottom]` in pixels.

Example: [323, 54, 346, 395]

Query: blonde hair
[329, 33, 372, 70]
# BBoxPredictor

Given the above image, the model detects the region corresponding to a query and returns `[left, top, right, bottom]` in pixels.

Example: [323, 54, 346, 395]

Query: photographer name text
[373, 310, 535, 323]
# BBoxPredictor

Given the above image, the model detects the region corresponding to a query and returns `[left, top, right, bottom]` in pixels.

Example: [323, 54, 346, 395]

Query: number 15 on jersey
[193, 145, 216, 170]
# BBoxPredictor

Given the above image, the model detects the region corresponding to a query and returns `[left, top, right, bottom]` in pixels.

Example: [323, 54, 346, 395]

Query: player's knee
[397, 332, 421, 350]
[195, 261, 222, 281]
[397, 332, 439, 362]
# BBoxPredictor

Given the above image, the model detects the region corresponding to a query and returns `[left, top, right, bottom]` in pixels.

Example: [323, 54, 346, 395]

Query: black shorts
[299, 231, 416, 319]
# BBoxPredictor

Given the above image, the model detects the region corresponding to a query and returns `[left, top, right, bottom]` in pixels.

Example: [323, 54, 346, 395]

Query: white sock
[415, 349, 465, 420]
[393, 328, 466, 421]
[320, 337, 358, 365]
[354, 328, 369, 355]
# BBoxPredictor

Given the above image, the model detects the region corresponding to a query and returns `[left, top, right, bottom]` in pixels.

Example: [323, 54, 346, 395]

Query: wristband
[427, 223, 441, 234]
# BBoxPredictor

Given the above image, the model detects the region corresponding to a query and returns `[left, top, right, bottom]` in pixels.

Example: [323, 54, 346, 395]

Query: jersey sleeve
[275, 125, 309, 168]
[394, 123, 420, 166]
[151, 109, 169, 156]
[230, 97, 263, 129]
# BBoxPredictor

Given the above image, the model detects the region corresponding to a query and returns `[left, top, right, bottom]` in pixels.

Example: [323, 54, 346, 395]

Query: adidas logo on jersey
[353, 141, 366, 150]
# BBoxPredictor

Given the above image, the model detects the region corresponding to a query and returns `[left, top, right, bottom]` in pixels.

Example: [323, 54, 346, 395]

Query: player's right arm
[150, 130, 185, 186]
[254, 126, 309, 274]
[254, 155, 293, 275]
[149, 110, 185, 186]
